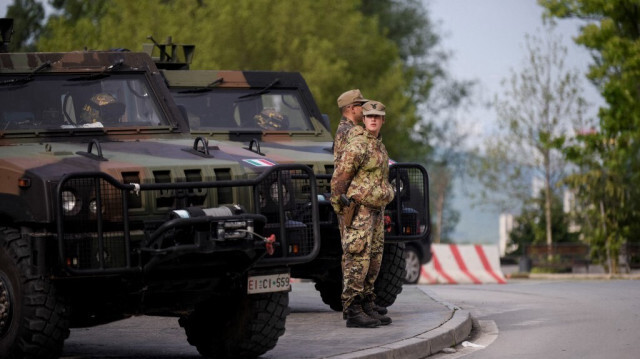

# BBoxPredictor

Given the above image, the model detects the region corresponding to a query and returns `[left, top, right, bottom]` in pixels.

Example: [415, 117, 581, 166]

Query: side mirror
[0, 18, 14, 53]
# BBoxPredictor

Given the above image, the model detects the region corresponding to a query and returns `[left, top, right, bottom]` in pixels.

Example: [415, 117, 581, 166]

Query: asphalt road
[427, 279, 640, 359]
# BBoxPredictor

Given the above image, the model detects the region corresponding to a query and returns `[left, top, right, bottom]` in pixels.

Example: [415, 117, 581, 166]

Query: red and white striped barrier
[420, 244, 507, 284]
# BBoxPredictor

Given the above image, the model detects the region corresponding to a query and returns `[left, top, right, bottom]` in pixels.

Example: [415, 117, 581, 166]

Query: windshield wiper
[0, 61, 51, 86]
[177, 77, 224, 94]
[67, 72, 111, 82]
[237, 78, 279, 100]
[67, 59, 125, 81]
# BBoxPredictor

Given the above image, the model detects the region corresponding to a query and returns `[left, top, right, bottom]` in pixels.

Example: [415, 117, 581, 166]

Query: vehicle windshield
[171, 88, 314, 131]
[0, 73, 170, 131]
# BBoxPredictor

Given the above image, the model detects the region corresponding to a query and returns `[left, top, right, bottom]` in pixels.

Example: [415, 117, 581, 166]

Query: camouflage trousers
[340, 206, 384, 310]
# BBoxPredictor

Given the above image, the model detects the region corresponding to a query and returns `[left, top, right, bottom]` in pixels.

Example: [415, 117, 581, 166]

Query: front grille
[59, 177, 129, 270]
[257, 169, 315, 259]
[153, 170, 173, 208]
[385, 164, 431, 242]
[56, 165, 320, 273]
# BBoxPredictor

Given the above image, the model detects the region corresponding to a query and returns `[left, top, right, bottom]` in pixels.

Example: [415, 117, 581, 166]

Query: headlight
[390, 178, 404, 194]
[61, 190, 81, 215]
[89, 199, 104, 215]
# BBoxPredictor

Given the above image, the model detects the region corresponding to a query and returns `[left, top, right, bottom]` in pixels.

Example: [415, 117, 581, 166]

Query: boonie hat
[337, 89, 368, 108]
[81, 93, 125, 124]
[362, 101, 386, 116]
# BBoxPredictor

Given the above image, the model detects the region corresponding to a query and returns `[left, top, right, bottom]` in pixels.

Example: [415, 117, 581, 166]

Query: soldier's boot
[345, 303, 381, 328]
[373, 302, 388, 315]
[362, 301, 392, 325]
[343, 302, 387, 319]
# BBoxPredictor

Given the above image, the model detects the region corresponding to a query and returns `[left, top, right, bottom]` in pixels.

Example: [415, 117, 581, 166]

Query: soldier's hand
[330, 196, 343, 215]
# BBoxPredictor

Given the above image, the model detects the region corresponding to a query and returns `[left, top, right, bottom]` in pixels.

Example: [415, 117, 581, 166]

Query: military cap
[362, 101, 386, 116]
[337, 89, 369, 108]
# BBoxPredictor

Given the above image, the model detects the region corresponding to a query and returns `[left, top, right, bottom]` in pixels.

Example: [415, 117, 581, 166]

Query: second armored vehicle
[146, 40, 431, 310]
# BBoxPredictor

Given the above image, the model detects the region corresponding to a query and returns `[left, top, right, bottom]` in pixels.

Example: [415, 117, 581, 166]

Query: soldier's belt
[359, 205, 383, 216]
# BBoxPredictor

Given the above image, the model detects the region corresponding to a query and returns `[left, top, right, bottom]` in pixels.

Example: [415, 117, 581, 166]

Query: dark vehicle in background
[0, 19, 320, 359]
[146, 39, 432, 309]
[404, 233, 432, 284]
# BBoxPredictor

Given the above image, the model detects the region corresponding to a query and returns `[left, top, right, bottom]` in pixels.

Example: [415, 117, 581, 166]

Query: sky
[1, 0, 605, 246]
[427, 0, 603, 144]
[422, 0, 605, 246]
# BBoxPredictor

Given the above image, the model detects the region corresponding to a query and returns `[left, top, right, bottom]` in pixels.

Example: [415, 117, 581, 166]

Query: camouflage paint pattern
[162, 69, 337, 195]
[0, 52, 290, 222]
[0, 51, 159, 73]
[0, 47, 313, 358]
[0, 50, 319, 264]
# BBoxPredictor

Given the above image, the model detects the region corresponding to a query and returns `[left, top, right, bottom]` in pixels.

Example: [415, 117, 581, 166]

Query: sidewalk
[262, 282, 473, 359]
[502, 264, 640, 280]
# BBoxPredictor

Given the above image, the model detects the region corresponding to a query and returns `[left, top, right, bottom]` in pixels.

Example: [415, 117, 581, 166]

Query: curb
[509, 273, 640, 280]
[327, 289, 474, 359]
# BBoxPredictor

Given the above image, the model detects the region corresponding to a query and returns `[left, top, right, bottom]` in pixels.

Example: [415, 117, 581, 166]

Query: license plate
[247, 272, 291, 294]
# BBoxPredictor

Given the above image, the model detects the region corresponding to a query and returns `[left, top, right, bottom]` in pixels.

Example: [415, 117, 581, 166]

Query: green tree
[37, 0, 426, 160]
[469, 24, 589, 250]
[5, 0, 44, 51]
[508, 191, 579, 256]
[35, 0, 472, 238]
[540, 0, 640, 273]
[360, 0, 473, 236]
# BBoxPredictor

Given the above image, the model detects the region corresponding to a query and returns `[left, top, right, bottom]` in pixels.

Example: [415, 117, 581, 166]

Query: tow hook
[264, 234, 276, 255]
[236, 230, 276, 255]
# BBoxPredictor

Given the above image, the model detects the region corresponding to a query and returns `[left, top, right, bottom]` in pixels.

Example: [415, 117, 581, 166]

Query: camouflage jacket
[330, 127, 394, 213]
[333, 117, 359, 164]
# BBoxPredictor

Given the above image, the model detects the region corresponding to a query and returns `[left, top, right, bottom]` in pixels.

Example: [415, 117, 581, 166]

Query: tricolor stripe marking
[243, 159, 277, 167]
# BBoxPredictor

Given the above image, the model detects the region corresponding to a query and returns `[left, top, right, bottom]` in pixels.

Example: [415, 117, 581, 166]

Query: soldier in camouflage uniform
[254, 108, 289, 130]
[330, 100, 395, 328]
[333, 89, 368, 163]
[80, 93, 126, 125]
[333, 89, 367, 241]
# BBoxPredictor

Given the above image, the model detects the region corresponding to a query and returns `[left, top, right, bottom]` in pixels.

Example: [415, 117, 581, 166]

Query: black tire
[315, 243, 407, 311]
[0, 227, 70, 359]
[374, 242, 406, 307]
[404, 245, 422, 284]
[180, 290, 289, 359]
[314, 274, 343, 312]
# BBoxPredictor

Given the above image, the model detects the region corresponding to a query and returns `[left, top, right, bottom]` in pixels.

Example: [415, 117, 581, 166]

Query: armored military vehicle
[145, 39, 431, 310]
[0, 19, 320, 359]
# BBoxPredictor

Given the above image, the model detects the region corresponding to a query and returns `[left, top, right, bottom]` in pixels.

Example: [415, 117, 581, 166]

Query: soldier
[254, 108, 289, 130]
[80, 93, 126, 125]
[333, 89, 368, 162]
[330, 100, 395, 328]
[334, 90, 389, 319]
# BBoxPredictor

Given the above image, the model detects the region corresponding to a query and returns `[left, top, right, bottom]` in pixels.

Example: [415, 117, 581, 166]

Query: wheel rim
[0, 275, 13, 337]
[404, 250, 421, 283]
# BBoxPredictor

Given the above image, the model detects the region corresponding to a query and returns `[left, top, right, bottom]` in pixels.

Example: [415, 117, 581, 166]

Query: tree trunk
[600, 200, 614, 276]
[544, 152, 553, 261]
